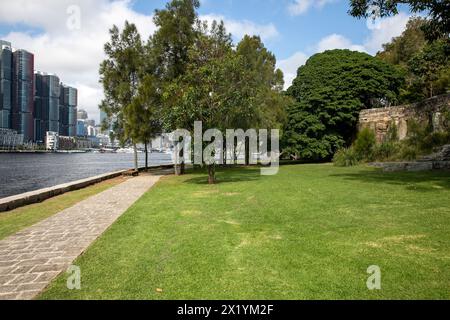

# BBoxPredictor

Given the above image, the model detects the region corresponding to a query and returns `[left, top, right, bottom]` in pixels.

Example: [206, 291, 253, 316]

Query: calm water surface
[0, 152, 172, 199]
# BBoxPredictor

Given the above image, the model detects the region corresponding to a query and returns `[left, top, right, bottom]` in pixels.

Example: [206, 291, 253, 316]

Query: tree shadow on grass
[183, 166, 261, 185]
[331, 168, 450, 192]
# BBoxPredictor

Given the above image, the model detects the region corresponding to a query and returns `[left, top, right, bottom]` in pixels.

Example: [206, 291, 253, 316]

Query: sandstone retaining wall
[359, 94, 450, 142]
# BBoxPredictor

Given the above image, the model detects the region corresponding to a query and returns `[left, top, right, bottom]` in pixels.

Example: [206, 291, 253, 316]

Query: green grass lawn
[39, 164, 450, 300]
[0, 177, 126, 240]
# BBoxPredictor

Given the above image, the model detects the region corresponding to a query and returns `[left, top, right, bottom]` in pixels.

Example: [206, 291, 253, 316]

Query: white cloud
[277, 13, 410, 89]
[277, 52, 308, 90]
[200, 14, 279, 43]
[316, 34, 366, 53]
[364, 12, 410, 54]
[287, 0, 336, 16]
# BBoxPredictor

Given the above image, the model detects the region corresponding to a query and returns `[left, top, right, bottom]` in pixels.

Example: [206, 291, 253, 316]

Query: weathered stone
[16, 282, 48, 292]
[18, 290, 41, 300]
[371, 161, 435, 172]
[406, 162, 433, 172]
[30, 264, 66, 273]
[35, 271, 60, 283]
[433, 161, 450, 170]
[8, 273, 39, 285]
[0, 275, 16, 285]
[0, 173, 163, 300]
[0, 292, 20, 300]
[359, 94, 450, 143]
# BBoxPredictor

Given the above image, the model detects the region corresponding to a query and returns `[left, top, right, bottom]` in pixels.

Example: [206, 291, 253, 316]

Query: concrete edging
[369, 161, 450, 172]
[0, 164, 175, 213]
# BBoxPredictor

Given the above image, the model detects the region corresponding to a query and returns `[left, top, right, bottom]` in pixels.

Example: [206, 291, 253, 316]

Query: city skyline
[0, 39, 78, 143]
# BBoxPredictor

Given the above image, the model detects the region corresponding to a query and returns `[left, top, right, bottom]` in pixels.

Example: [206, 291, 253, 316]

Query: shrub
[444, 110, 450, 133]
[373, 141, 400, 161]
[423, 131, 450, 151]
[353, 128, 376, 161]
[334, 117, 450, 165]
[397, 143, 420, 161]
[405, 119, 431, 150]
[333, 147, 360, 167]
[385, 122, 399, 143]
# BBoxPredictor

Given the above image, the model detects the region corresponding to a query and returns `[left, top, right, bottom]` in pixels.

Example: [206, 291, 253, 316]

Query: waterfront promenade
[0, 173, 163, 300]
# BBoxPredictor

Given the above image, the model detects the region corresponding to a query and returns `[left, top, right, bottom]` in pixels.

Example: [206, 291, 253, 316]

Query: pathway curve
[0, 173, 163, 300]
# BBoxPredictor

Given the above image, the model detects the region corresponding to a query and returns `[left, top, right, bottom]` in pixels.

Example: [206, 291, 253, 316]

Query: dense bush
[353, 128, 376, 161]
[334, 119, 450, 167]
[333, 148, 360, 167]
[373, 141, 400, 161]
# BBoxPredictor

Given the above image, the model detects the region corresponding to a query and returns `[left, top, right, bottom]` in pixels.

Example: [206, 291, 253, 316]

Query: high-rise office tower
[34, 72, 44, 142]
[0, 40, 13, 129]
[12, 49, 34, 142]
[34, 72, 60, 142]
[59, 84, 77, 137]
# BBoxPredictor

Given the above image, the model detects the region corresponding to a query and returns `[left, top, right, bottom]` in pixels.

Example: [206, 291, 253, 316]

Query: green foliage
[377, 18, 427, 66]
[353, 128, 377, 161]
[283, 49, 404, 161]
[349, 0, 450, 41]
[162, 21, 242, 133]
[333, 148, 360, 167]
[99, 21, 148, 171]
[376, 18, 450, 102]
[236, 35, 288, 130]
[335, 119, 450, 166]
[403, 119, 432, 153]
[397, 144, 420, 161]
[407, 39, 450, 98]
[160, 18, 289, 181]
[151, 0, 200, 82]
[373, 141, 400, 161]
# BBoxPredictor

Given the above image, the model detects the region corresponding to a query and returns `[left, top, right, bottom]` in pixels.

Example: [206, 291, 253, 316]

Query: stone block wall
[358, 94, 450, 142]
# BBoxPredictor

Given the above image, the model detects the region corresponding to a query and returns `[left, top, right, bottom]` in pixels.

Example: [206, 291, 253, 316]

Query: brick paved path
[0, 173, 162, 300]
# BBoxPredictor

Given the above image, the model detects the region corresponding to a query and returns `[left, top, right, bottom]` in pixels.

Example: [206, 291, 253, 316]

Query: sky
[0, 0, 413, 122]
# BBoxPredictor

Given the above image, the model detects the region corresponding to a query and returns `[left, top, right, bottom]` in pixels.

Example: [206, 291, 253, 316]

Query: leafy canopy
[283, 49, 404, 161]
[376, 17, 450, 102]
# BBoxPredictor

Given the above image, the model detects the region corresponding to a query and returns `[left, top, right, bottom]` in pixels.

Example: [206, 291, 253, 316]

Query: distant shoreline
[0, 150, 87, 154]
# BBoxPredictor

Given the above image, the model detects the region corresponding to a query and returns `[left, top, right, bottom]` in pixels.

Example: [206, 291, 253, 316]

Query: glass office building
[0, 40, 12, 129]
[34, 73, 61, 142]
[60, 85, 77, 137]
[12, 49, 34, 142]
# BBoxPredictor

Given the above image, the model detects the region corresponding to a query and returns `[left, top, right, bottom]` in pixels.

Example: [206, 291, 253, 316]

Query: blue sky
[0, 0, 412, 121]
[135, 0, 370, 59]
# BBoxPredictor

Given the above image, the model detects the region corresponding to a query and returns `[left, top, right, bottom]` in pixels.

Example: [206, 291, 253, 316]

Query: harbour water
[0, 152, 173, 199]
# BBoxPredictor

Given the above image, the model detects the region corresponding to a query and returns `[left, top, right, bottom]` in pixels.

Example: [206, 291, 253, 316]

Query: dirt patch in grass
[192, 189, 219, 198]
[365, 234, 427, 248]
[180, 210, 203, 217]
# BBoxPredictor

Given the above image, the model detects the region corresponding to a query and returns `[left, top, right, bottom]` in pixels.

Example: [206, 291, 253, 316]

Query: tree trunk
[245, 137, 250, 166]
[133, 143, 139, 174]
[144, 141, 148, 171]
[179, 145, 185, 175]
[173, 143, 181, 176]
[208, 164, 216, 184]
